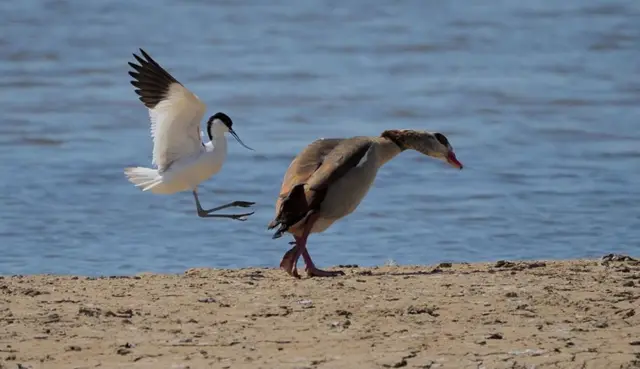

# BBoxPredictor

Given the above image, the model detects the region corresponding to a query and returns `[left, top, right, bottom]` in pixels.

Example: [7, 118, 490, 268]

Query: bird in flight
[124, 49, 255, 221]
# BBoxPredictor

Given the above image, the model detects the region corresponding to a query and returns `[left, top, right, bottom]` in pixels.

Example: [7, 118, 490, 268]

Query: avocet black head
[207, 112, 254, 151]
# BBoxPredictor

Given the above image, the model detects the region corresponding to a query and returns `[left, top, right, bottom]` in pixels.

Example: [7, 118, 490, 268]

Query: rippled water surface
[1, 0, 639, 275]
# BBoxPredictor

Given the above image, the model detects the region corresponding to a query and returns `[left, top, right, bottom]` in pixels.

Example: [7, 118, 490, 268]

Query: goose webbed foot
[300, 243, 345, 278]
[304, 266, 345, 277]
[279, 245, 301, 279]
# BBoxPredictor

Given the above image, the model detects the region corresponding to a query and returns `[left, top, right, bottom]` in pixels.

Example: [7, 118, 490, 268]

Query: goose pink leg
[297, 214, 345, 277]
[279, 245, 301, 278]
[300, 244, 344, 277]
[279, 214, 345, 278]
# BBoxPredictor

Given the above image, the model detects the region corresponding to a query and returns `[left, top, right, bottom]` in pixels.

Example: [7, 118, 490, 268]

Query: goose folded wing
[277, 138, 344, 199]
[268, 137, 372, 236]
[306, 137, 373, 194]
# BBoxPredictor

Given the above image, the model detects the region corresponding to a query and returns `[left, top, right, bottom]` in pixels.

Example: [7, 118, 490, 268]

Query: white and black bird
[124, 48, 255, 221]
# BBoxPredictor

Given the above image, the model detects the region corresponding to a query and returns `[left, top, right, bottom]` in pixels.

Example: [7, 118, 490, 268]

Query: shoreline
[1, 256, 639, 369]
[1, 254, 631, 279]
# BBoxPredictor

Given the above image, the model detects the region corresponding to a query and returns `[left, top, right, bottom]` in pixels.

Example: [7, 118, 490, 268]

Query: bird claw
[231, 212, 255, 221]
[305, 267, 345, 278]
[232, 201, 255, 208]
[291, 269, 301, 279]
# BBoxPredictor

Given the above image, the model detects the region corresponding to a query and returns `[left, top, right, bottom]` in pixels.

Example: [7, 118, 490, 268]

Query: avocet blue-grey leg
[192, 190, 255, 221]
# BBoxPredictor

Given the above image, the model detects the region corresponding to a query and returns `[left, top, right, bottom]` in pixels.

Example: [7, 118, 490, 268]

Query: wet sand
[1, 255, 639, 369]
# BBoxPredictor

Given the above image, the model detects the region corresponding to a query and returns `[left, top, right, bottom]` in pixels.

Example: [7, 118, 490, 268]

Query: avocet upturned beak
[229, 128, 254, 151]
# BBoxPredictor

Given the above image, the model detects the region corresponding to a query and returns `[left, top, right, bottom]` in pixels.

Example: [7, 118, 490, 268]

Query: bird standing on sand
[124, 49, 255, 221]
[268, 129, 463, 278]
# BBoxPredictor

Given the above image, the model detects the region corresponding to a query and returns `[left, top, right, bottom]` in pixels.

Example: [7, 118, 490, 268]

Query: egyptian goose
[267, 129, 463, 278]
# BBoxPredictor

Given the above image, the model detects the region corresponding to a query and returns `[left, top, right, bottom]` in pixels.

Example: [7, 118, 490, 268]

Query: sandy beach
[1, 255, 639, 369]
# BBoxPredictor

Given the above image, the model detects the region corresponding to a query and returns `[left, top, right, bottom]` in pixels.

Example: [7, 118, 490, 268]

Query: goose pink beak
[447, 151, 463, 169]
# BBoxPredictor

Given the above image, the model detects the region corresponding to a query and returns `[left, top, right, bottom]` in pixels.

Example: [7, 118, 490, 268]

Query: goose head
[382, 129, 463, 169]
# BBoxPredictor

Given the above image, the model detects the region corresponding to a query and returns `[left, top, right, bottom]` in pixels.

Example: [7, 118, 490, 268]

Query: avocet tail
[124, 167, 163, 192]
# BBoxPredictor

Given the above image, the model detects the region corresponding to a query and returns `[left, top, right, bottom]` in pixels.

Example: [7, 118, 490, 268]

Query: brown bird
[267, 129, 463, 278]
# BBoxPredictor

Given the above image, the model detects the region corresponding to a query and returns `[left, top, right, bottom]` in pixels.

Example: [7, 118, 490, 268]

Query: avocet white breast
[123, 48, 255, 221]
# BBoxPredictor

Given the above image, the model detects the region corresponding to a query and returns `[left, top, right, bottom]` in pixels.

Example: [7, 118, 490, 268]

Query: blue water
[0, 0, 639, 276]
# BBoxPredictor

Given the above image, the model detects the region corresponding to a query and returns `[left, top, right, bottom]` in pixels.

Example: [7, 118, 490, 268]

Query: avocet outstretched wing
[128, 49, 207, 172]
